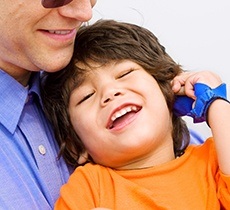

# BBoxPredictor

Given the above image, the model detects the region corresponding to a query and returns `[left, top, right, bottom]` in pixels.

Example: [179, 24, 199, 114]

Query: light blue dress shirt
[0, 70, 71, 209]
[190, 129, 204, 144]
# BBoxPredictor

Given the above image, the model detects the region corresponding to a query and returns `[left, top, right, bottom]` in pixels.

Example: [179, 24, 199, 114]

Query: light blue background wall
[91, 0, 230, 139]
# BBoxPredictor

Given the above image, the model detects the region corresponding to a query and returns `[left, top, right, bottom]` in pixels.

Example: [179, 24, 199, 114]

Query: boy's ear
[77, 151, 89, 164]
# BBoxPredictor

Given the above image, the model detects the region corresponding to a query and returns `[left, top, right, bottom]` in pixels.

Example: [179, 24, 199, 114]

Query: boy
[42, 20, 230, 209]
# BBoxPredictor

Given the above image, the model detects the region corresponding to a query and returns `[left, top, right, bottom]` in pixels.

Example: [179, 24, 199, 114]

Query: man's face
[0, 0, 96, 74]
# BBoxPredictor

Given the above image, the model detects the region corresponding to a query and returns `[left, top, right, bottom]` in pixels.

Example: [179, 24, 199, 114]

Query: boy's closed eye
[77, 92, 95, 105]
[117, 69, 134, 79]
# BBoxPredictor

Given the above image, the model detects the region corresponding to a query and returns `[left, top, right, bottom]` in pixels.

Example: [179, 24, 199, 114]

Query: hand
[171, 71, 222, 99]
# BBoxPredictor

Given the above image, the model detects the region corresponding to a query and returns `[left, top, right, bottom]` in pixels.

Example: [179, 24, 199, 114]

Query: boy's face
[0, 0, 96, 74]
[69, 60, 174, 169]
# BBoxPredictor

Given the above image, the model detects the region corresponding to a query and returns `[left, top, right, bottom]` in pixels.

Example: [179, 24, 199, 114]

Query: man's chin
[41, 57, 72, 72]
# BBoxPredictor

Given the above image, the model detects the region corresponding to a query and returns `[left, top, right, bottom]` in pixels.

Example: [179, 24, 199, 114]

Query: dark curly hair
[41, 19, 190, 168]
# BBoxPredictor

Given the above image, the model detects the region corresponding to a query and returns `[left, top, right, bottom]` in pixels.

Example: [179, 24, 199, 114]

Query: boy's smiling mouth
[107, 104, 142, 130]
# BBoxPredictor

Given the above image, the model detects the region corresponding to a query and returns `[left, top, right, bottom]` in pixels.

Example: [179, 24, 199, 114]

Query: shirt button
[38, 145, 46, 155]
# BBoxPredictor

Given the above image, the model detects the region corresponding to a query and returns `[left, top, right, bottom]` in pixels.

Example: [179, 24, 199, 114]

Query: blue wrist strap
[173, 83, 229, 123]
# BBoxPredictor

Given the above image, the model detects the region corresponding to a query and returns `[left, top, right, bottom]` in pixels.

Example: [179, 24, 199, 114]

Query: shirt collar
[0, 70, 42, 134]
[28, 72, 43, 107]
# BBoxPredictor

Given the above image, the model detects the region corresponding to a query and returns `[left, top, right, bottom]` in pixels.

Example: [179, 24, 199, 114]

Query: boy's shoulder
[187, 137, 217, 164]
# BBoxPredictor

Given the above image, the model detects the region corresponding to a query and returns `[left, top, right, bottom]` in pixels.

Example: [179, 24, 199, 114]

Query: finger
[171, 80, 183, 93]
[184, 80, 196, 99]
[171, 71, 193, 93]
[174, 86, 185, 95]
[77, 152, 88, 164]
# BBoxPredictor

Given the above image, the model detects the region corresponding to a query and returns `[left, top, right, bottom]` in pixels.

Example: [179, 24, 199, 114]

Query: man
[0, 0, 96, 209]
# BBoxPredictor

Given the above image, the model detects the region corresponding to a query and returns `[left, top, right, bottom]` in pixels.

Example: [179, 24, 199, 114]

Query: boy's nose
[101, 91, 122, 106]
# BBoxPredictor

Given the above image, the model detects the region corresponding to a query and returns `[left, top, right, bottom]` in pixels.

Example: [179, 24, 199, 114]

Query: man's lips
[40, 28, 77, 41]
[106, 104, 142, 130]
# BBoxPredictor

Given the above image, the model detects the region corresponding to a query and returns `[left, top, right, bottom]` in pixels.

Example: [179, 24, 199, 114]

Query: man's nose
[57, 0, 93, 22]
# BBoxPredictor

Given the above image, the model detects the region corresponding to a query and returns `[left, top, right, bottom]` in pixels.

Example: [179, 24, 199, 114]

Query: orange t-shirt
[55, 138, 230, 210]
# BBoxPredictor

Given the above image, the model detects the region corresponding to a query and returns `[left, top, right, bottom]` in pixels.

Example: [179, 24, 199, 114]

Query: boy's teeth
[111, 106, 137, 122]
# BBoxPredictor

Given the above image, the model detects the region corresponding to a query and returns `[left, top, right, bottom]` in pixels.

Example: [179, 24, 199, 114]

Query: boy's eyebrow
[69, 74, 87, 92]
[70, 68, 94, 91]
[71, 79, 86, 92]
